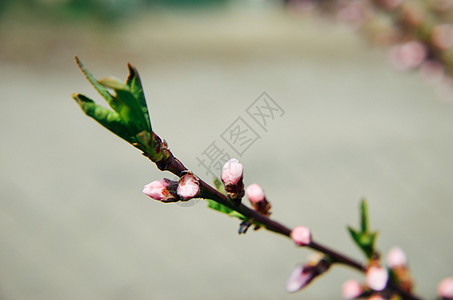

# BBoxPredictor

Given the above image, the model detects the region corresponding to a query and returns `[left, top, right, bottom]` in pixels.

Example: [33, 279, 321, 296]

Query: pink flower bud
[291, 226, 312, 246]
[143, 179, 175, 202]
[386, 247, 407, 268]
[389, 40, 427, 71]
[245, 183, 265, 203]
[438, 277, 453, 299]
[369, 295, 386, 300]
[221, 158, 243, 185]
[366, 266, 388, 291]
[286, 264, 313, 293]
[286, 256, 331, 293]
[246, 183, 271, 215]
[177, 174, 200, 200]
[342, 279, 362, 299]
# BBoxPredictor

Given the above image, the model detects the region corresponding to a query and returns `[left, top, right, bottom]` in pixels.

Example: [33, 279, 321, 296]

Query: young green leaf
[73, 57, 169, 163]
[72, 93, 131, 141]
[206, 199, 247, 220]
[347, 199, 378, 260]
[75, 56, 114, 105]
[126, 64, 151, 131]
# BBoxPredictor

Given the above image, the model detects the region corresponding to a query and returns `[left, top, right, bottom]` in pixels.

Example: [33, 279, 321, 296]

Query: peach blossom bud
[221, 158, 243, 185]
[177, 174, 200, 200]
[438, 277, 453, 299]
[389, 40, 427, 71]
[286, 264, 313, 293]
[246, 184, 271, 215]
[246, 183, 265, 203]
[386, 247, 407, 268]
[143, 179, 175, 202]
[291, 226, 312, 246]
[221, 158, 244, 200]
[432, 24, 453, 50]
[287, 256, 331, 293]
[369, 295, 386, 300]
[342, 279, 362, 299]
[366, 266, 388, 291]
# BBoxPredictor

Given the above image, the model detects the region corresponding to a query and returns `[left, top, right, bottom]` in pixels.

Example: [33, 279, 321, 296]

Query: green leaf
[98, 77, 151, 133]
[73, 57, 170, 163]
[75, 56, 114, 105]
[206, 199, 247, 221]
[72, 93, 131, 141]
[347, 199, 378, 260]
[126, 64, 151, 132]
[360, 199, 369, 233]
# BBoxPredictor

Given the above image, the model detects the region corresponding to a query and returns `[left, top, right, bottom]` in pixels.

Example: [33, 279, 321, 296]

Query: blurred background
[1, 0, 453, 299]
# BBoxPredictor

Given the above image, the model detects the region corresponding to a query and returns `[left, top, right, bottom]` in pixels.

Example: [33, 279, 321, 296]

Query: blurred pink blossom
[386, 247, 407, 268]
[366, 266, 388, 291]
[286, 264, 313, 293]
[246, 183, 265, 204]
[291, 226, 312, 246]
[342, 279, 362, 299]
[438, 277, 453, 299]
[389, 40, 427, 71]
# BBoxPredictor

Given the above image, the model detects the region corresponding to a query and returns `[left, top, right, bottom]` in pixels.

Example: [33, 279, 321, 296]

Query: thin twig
[147, 148, 425, 300]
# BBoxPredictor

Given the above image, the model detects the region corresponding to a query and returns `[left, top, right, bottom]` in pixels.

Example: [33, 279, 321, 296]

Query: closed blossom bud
[386, 247, 407, 268]
[389, 40, 427, 71]
[286, 255, 331, 293]
[143, 179, 178, 202]
[366, 266, 388, 291]
[291, 226, 312, 246]
[177, 174, 200, 200]
[286, 264, 313, 293]
[438, 277, 453, 299]
[369, 295, 386, 300]
[342, 279, 363, 299]
[386, 247, 413, 292]
[221, 158, 243, 185]
[246, 184, 271, 215]
[221, 158, 244, 200]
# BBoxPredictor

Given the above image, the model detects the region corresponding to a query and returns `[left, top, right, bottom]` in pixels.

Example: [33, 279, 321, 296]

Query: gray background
[1, 5, 452, 300]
